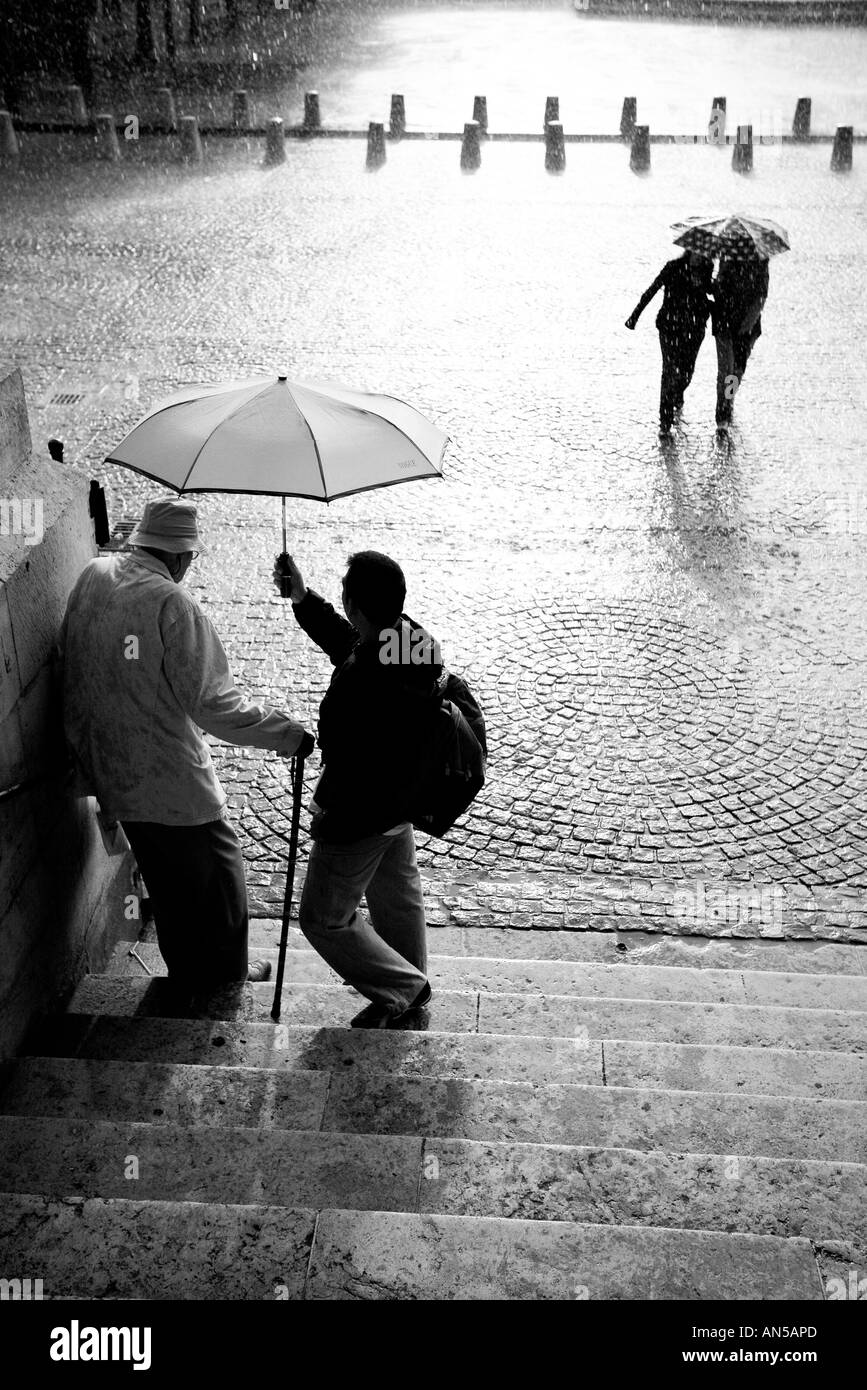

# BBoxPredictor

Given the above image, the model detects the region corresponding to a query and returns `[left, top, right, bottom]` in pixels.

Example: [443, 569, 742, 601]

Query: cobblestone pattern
[2, 138, 866, 938]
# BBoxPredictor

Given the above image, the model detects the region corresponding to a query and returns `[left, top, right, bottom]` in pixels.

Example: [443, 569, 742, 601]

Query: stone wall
[0, 365, 131, 1062]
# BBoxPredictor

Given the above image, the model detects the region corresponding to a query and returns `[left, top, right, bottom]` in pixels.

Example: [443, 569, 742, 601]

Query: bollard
[95, 113, 121, 161]
[0, 110, 19, 157]
[389, 93, 405, 140]
[366, 120, 386, 169]
[265, 116, 285, 165]
[472, 95, 488, 137]
[179, 114, 203, 162]
[544, 96, 559, 134]
[544, 119, 565, 173]
[620, 96, 637, 141]
[792, 97, 811, 141]
[155, 87, 177, 131]
[732, 123, 753, 172]
[66, 84, 88, 122]
[460, 119, 481, 171]
[629, 123, 650, 172]
[831, 125, 853, 172]
[232, 90, 252, 129]
[303, 91, 321, 131]
[708, 95, 726, 145]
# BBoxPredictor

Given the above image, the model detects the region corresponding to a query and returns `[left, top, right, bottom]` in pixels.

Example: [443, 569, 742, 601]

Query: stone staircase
[0, 921, 864, 1300]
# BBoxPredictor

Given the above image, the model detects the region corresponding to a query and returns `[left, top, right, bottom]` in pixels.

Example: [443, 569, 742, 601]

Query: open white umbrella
[105, 373, 449, 549]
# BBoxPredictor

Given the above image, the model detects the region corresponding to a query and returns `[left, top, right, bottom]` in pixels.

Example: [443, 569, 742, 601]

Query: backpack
[409, 671, 487, 838]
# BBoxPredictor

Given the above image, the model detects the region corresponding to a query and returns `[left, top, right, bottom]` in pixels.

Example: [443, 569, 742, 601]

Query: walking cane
[271, 752, 306, 1021]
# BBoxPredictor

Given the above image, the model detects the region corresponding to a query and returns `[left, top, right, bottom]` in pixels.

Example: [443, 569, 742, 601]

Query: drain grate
[49, 392, 88, 406]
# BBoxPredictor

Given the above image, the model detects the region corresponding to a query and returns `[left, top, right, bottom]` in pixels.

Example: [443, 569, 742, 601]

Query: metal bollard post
[0, 110, 19, 157]
[708, 95, 726, 145]
[460, 119, 481, 171]
[265, 116, 286, 165]
[732, 123, 753, 173]
[179, 114, 203, 162]
[545, 119, 565, 173]
[629, 123, 650, 172]
[472, 95, 488, 138]
[389, 93, 406, 140]
[155, 87, 177, 131]
[831, 125, 853, 172]
[303, 91, 321, 131]
[544, 96, 559, 134]
[620, 96, 637, 142]
[66, 84, 88, 122]
[792, 97, 811, 141]
[95, 113, 121, 160]
[366, 120, 386, 169]
[233, 90, 252, 129]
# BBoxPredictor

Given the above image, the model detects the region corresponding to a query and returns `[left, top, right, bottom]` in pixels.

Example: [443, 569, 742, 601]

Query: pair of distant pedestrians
[60, 498, 437, 1028]
[627, 249, 770, 431]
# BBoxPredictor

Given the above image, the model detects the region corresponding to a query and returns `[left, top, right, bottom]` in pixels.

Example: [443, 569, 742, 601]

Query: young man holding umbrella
[59, 498, 315, 1013]
[710, 250, 770, 427]
[275, 550, 435, 1029]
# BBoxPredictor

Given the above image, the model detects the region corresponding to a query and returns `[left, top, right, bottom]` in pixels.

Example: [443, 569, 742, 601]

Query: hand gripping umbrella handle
[271, 752, 306, 1021]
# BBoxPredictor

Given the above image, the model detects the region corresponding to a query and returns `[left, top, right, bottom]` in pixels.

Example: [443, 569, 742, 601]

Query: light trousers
[299, 825, 428, 1013]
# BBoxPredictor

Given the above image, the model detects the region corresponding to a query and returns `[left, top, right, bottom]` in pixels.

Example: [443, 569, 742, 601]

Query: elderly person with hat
[59, 498, 314, 1012]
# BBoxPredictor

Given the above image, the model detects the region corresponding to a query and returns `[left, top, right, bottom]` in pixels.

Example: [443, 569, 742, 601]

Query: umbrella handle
[281, 495, 287, 556]
[271, 751, 306, 1022]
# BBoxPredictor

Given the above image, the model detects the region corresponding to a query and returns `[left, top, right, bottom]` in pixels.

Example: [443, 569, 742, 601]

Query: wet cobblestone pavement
[2, 133, 866, 939]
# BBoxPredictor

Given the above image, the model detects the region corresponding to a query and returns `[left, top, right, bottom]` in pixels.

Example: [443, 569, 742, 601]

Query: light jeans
[299, 824, 428, 1013]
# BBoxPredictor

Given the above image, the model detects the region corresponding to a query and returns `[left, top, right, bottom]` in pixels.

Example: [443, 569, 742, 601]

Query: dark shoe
[158, 979, 198, 1017]
[350, 981, 432, 1030]
[387, 981, 432, 1029]
[350, 1000, 394, 1029]
[247, 959, 272, 982]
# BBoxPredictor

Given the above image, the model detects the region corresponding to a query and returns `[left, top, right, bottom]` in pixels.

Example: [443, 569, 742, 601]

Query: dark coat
[630, 254, 713, 341]
[292, 588, 444, 842]
[711, 257, 769, 341]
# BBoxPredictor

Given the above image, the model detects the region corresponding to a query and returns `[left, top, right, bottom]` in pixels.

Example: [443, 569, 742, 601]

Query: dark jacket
[711, 257, 769, 341]
[292, 588, 444, 842]
[630, 254, 713, 340]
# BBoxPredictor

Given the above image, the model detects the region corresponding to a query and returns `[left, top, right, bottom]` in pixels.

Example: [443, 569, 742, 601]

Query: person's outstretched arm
[163, 597, 308, 753]
[625, 264, 668, 329]
[275, 555, 357, 667]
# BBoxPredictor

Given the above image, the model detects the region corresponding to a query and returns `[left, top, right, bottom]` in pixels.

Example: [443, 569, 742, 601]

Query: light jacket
[59, 550, 306, 825]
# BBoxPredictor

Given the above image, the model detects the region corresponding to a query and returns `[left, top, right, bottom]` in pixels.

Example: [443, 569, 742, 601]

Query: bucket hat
[129, 498, 207, 553]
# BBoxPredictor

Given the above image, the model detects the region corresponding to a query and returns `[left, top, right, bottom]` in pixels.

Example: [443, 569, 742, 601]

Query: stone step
[245, 922, 867, 976]
[0, 1193, 823, 1300]
[0, 1057, 329, 1132]
[5, 1056, 861, 1163]
[0, 1116, 861, 1257]
[133, 922, 867, 976]
[28, 1014, 867, 1100]
[67, 976, 867, 1052]
[305, 1209, 824, 1301]
[111, 943, 867, 1011]
[0, 1193, 316, 1300]
[318, 1068, 867, 1165]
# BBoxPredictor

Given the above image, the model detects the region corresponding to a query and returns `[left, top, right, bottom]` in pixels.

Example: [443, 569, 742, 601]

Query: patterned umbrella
[671, 213, 790, 261]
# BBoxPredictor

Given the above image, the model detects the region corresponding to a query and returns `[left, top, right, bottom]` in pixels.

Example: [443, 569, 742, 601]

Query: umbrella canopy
[105, 375, 448, 502]
[671, 213, 790, 261]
